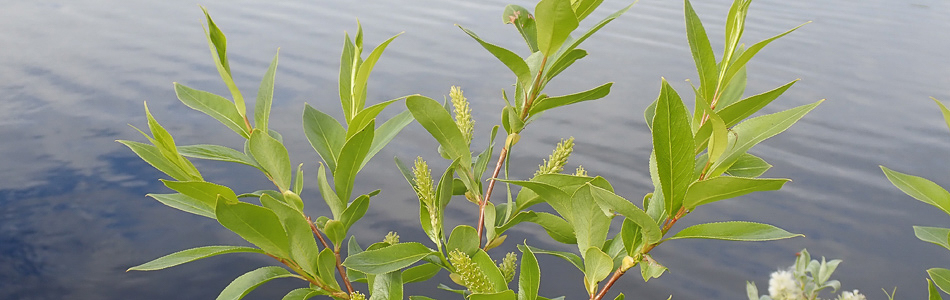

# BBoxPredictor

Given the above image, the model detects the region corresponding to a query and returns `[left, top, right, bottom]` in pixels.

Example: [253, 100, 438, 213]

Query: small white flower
[837, 289, 866, 300]
[768, 270, 803, 300]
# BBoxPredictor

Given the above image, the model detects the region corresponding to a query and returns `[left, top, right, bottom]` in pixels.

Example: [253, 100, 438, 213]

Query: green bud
[575, 165, 589, 177]
[349, 291, 366, 300]
[412, 157, 436, 209]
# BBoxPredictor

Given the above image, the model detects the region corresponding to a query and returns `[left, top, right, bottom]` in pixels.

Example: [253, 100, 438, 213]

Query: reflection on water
[1, 0, 949, 299]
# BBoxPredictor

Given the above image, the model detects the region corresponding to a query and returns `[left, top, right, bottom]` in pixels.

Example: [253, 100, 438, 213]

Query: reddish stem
[477, 146, 509, 248]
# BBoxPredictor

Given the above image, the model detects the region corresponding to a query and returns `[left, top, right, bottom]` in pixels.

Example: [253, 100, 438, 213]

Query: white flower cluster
[836, 290, 867, 300]
[748, 249, 866, 300]
[768, 270, 803, 300]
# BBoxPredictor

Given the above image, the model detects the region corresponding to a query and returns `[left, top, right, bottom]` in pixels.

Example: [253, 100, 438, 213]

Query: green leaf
[334, 121, 375, 202]
[570, 185, 612, 256]
[303, 104, 346, 172]
[316, 248, 340, 290]
[293, 164, 304, 195]
[352, 33, 402, 120]
[471, 249, 509, 292]
[684, 0, 718, 104]
[178, 144, 260, 169]
[363, 109, 415, 170]
[406, 95, 472, 164]
[719, 80, 798, 127]
[931, 268, 950, 295]
[933, 98, 950, 132]
[163, 180, 238, 208]
[340, 33, 358, 122]
[317, 162, 345, 220]
[546, 49, 587, 80]
[560, 3, 635, 59]
[668, 221, 802, 241]
[215, 199, 290, 258]
[721, 22, 808, 91]
[652, 79, 695, 218]
[128, 246, 264, 271]
[882, 166, 950, 215]
[915, 226, 950, 250]
[529, 83, 612, 115]
[717, 65, 747, 110]
[174, 83, 248, 139]
[470, 290, 517, 300]
[403, 263, 441, 284]
[200, 7, 246, 118]
[535, 0, 579, 56]
[503, 5, 539, 52]
[458, 26, 531, 82]
[249, 129, 292, 191]
[347, 98, 401, 139]
[639, 254, 666, 282]
[930, 279, 944, 300]
[370, 271, 404, 300]
[216, 266, 295, 300]
[254, 51, 278, 133]
[584, 247, 613, 288]
[711, 100, 822, 176]
[146, 193, 215, 218]
[501, 211, 576, 244]
[343, 242, 434, 275]
[119, 140, 194, 181]
[572, 0, 605, 22]
[447, 225, 479, 256]
[502, 179, 572, 221]
[339, 196, 369, 232]
[525, 245, 583, 272]
[586, 184, 662, 244]
[683, 176, 788, 209]
[259, 194, 320, 277]
[725, 153, 771, 177]
[518, 244, 540, 300]
[281, 288, 325, 300]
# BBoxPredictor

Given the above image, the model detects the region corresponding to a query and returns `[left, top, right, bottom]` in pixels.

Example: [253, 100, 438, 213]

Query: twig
[307, 216, 355, 294]
[592, 268, 627, 300]
[477, 146, 509, 248]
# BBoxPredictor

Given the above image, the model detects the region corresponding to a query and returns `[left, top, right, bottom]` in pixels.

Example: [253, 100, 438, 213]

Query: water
[1, 0, 948, 299]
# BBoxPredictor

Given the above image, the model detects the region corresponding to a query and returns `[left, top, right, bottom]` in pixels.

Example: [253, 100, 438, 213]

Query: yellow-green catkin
[412, 157, 435, 208]
[534, 137, 575, 178]
[349, 291, 366, 300]
[449, 249, 492, 294]
[384, 231, 400, 245]
[575, 165, 588, 177]
[450, 86, 474, 146]
[499, 252, 517, 283]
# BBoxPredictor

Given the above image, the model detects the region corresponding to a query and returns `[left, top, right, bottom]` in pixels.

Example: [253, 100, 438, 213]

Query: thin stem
[592, 268, 627, 300]
[477, 146, 509, 248]
[334, 250, 355, 294]
[308, 216, 333, 250]
[520, 56, 548, 120]
[267, 253, 349, 299]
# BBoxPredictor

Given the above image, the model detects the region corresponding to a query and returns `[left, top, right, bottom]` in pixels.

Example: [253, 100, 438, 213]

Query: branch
[477, 146, 509, 248]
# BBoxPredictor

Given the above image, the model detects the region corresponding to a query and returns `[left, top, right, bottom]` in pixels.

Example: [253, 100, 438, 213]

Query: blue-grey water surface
[1, 0, 949, 299]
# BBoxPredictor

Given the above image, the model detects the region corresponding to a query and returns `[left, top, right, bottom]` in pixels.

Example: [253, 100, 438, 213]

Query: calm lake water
[2, 0, 949, 299]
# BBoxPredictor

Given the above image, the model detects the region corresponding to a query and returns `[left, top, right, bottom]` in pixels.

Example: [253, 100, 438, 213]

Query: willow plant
[122, 0, 819, 299]
[882, 98, 950, 300]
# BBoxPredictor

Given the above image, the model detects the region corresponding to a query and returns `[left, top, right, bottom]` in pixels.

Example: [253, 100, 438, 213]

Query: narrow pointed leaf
[362, 109, 414, 170]
[128, 246, 264, 271]
[200, 7, 246, 117]
[353, 34, 402, 115]
[914, 226, 950, 250]
[340, 33, 357, 121]
[178, 144, 260, 169]
[535, 0, 579, 56]
[118, 141, 193, 181]
[518, 244, 540, 300]
[406, 95, 471, 164]
[216, 266, 295, 300]
[929, 279, 944, 300]
[573, 0, 605, 22]
[281, 288, 326, 300]
[343, 242, 434, 275]
[347, 98, 400, 139]
[317, 162, 345, 219]
[719, 80, 798, 127]
[470, 290, 517, 300]
[652, 79, 694, 217]
[334, 121, 375, 202]
[684, 0, 718, 103]
[303, 104, 345, 171]
[403, 263, 441, 284]
[711, 100, 822, 176]
[458, 26, 531, 82]
[254, 52, 279, 133]
[341, 194, 370, 230]
[370, 271, 404, 300]
[882, 166, 950, 215]
[215, 199, 290, 258]
[561, 3, 635, 57]
[249, 129, 292, 191]
[529, 82, 612, 115]
[525, 245, 583, 271]
[668, 221, 802, 241]
[146, 193, 215, 218]
[930, 268, 950, 295]
[725, 153, 771, 177]
[684, 176, 788, 209]
[260, 194, 321, 277]
[546, 49, 587, 80]
[163, 180, 238, 208]
[933, 98, 950, 132]
[722, 22, 808, 89]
